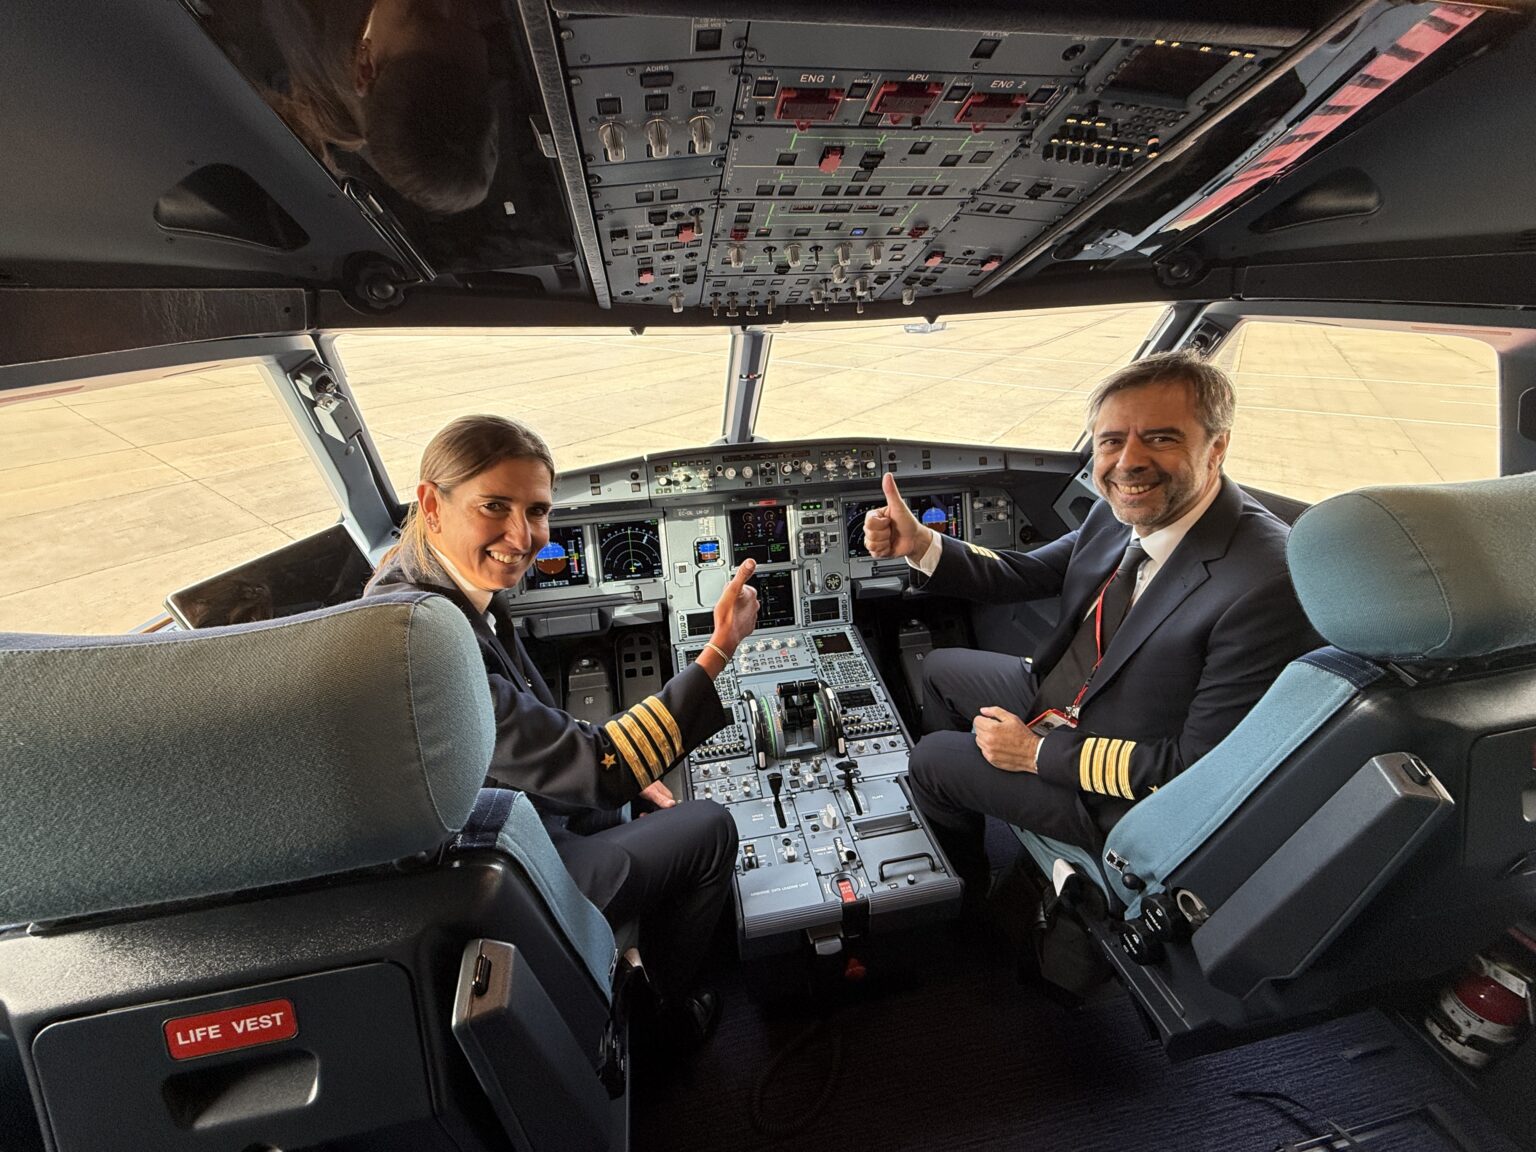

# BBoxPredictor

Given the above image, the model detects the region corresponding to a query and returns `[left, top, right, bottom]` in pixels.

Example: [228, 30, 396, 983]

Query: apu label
[163, 998, 298, 1060]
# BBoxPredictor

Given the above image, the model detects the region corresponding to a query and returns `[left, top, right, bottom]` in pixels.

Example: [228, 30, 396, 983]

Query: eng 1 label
[163, 998, 298, 1060]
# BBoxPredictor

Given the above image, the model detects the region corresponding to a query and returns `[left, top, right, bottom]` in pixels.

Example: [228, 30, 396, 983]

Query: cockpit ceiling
[0, 0, 1532, 326]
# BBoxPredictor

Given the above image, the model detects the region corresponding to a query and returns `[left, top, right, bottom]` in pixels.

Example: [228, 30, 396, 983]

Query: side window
[1210, 321, 1499, 504]
[0, 365, 340, 634]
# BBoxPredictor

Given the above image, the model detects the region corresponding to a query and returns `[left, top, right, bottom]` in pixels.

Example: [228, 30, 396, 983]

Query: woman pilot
[366, 414, 758, 1044]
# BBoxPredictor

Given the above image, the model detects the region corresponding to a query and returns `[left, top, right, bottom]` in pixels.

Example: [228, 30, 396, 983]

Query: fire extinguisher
[1424, 950, 1533, 1069]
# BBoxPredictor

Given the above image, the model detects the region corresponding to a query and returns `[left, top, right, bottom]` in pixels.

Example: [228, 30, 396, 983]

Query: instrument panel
[510, 441, 1050, 638]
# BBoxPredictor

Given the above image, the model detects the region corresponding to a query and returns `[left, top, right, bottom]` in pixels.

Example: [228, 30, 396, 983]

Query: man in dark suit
[864, 352, 1318, 899]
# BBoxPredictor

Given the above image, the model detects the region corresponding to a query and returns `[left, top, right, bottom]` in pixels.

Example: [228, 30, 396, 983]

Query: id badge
[1028, 708, 1078, 736]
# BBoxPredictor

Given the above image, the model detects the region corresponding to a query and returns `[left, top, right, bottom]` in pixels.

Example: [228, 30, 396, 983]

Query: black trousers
[907, 648, 1104, 898]
[551, 800, 737, 1003]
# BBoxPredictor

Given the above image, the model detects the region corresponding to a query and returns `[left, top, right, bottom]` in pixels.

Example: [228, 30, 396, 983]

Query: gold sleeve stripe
[1116, 740, 1136, 799]
[1091, 739, 1113, 795]
[963, 542, 999, 559]
[638, 697, 682, 760]
[630, 703, 677, 766]
[1102, 739, 1125, 797]
[1079, 742, 1095, 792]
[603, 721, 653, 788]
[617, 713, 665, 777]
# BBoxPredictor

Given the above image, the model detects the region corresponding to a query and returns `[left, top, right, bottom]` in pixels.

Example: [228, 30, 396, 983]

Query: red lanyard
[1066, 573, 1119, 718]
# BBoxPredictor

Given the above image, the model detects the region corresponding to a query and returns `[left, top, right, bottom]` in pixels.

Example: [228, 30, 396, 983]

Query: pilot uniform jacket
[366, 550, 730, 822]
[912, 476, 1318, 813]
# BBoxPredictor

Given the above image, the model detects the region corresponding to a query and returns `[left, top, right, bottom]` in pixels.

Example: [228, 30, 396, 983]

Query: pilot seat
[1016, 473, 1536, 1057]
[0, 591, 631, 1151]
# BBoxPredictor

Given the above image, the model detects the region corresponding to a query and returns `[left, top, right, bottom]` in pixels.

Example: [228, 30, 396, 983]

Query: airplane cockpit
[4, 0, 1536, 1149]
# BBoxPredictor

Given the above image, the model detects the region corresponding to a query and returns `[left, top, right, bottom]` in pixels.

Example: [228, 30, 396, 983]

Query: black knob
[1118, 918, 1165, 966]
[1140, 894, 1185, 943]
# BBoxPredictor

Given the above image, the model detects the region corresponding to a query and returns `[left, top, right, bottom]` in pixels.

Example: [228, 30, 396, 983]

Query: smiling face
[418, 455, 553, 591]
[1091, 378, 1229, 534]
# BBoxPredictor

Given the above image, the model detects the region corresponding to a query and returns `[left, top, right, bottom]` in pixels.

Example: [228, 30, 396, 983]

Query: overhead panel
[555, 16, 1277, 316]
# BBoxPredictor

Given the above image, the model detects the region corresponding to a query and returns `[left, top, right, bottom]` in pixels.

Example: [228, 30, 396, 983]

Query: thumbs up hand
[862, 472, 931, 560]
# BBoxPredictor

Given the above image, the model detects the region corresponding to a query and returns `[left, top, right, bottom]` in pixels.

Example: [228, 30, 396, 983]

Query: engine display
[845, 492, 964, 558]
[597, 519, 665, 582]
[747, 569, 796, 628]
[729, 505, 790, 566]
[525, 524, 590, 590]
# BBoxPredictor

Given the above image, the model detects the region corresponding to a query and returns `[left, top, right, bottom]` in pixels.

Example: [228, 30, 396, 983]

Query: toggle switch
[867, 241, 884, 266]
[834, 242, 852, 267]
[726, 245, 745, 269]
[786, 243, 803, 268]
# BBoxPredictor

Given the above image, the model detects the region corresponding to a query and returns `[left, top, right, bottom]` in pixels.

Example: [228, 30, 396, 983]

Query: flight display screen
[525, 524, 590, 590]
[747, 570, 796, 628]
[845, 492, 965, 558]
[812, 632, 853, 655]
[598, 519, 665, 582]
[728, 506, 790, 566]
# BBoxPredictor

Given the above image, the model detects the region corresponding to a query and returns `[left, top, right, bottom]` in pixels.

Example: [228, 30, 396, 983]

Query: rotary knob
[644, 118, 670, 159]
[742, 465, 754, 478]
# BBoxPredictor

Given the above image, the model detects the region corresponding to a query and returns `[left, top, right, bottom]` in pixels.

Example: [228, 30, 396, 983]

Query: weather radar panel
[598, 519, 665, 582]
[525, 525, 589, 590]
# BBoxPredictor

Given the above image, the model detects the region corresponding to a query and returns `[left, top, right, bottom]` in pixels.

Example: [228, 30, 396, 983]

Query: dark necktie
[1032, 540, 1147, 716]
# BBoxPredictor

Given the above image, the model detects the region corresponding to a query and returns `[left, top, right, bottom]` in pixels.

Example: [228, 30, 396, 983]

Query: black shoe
[661, 988, 722, 1052]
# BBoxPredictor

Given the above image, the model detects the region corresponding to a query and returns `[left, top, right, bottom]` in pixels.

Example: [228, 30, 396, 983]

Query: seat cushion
[0, 592, 493, 924]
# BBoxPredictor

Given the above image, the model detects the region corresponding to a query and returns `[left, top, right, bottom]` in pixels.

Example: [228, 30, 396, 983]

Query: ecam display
[729, 506, 789, 566]
[747, 570, 796, 628]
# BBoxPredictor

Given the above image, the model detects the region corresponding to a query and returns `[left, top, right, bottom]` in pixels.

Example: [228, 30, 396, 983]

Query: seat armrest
[1190, 753, 1452, 998]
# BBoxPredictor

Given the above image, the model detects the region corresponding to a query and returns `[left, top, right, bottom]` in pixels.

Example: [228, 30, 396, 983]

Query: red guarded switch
[981, 256, 1001, 271]
[924, 252, 945, 268]
[638, 269, 655, 284]
[837, 877, 858, 903]
[677, 222, 697, 243]
[818, 146, 844, 174]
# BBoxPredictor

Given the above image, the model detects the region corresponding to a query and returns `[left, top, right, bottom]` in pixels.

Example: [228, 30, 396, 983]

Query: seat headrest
[0, 592, 493, 925]
[1287, 474, 1536, 661]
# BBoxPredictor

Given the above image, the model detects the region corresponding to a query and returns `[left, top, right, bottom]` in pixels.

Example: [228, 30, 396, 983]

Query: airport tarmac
[0, 306, 1498, 633]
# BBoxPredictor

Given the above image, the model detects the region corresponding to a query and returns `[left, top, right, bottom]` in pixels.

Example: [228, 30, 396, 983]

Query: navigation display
[747, 570, 796, 628]
[729, 506, 790, 566]
[598, 519, 665, 582]
[845, 492, 965, 558]
[525, 524, 590, 590]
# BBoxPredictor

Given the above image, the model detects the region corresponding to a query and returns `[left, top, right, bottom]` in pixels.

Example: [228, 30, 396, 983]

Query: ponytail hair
[379, 414, 556, 575]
